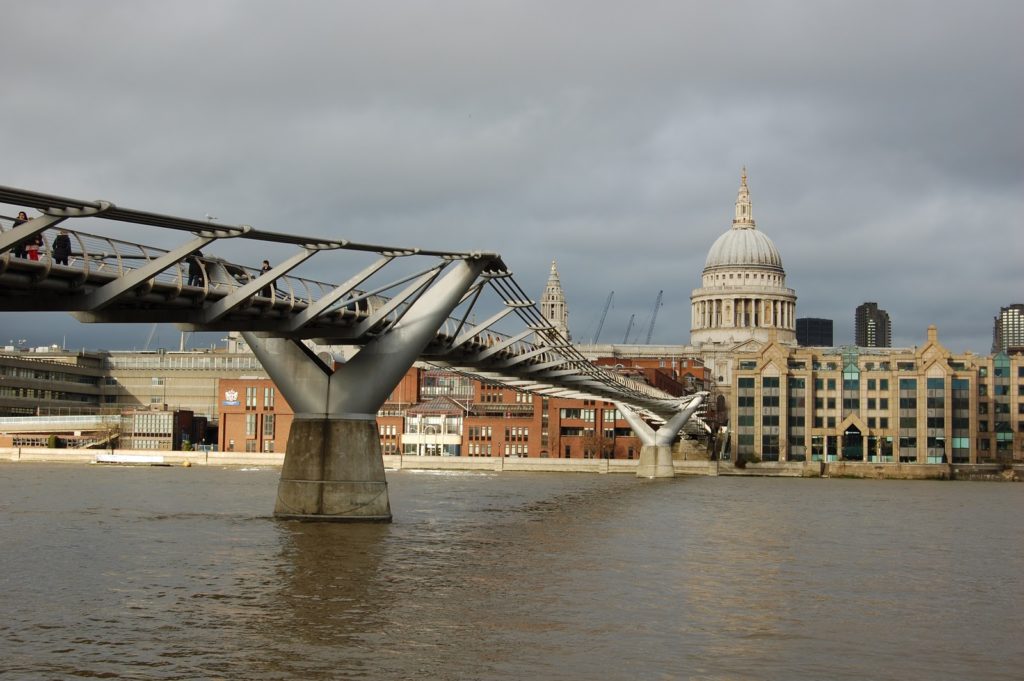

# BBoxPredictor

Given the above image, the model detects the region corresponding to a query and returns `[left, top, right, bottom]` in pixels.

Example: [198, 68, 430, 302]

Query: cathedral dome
[690, 169, 797, 349]
[702, 168, 783, 272]
[704, 228, 783, 270]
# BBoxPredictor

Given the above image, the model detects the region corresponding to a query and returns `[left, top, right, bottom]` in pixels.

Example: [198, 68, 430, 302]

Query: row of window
[0, 386, 94, 402]
[105, 354, 264, 371]
[243, 413, 275, 437]
[0, 366, 98, 385]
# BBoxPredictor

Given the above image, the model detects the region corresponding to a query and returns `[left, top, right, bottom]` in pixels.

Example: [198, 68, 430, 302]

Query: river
[0, 463, 1021, 680]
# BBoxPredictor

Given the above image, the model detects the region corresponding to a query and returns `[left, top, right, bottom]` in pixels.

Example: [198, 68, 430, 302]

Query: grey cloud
[1, 0, 1020, 353]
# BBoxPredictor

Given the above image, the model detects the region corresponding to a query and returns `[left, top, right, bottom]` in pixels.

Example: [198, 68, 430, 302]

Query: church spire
[540, 259, 571, 341]
[732, 167, 756, 229]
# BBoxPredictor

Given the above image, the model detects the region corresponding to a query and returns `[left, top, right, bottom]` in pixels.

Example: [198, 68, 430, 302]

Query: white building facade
[690, 170, 797, 348]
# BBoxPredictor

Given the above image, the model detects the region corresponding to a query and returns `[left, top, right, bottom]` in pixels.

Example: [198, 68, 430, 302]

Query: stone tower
[540, 260, 571, 340]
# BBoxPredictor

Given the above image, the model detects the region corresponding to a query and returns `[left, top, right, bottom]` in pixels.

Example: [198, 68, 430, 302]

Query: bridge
[0, 184, 705, 521]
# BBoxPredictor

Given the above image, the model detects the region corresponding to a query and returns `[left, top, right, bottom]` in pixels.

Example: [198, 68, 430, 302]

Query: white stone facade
[540, 260, 571, 341]
[690, 170, 797, 347]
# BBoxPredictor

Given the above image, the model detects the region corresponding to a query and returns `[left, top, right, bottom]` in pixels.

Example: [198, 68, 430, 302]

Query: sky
[1, 0, 1021, 355]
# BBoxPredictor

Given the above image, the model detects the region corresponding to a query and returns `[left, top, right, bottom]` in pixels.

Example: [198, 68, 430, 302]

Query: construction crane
[644, 290, 664, 344]
[591, 291, 614, 344]
[143, 324, 157, 351]
[622, 314, 636, 344]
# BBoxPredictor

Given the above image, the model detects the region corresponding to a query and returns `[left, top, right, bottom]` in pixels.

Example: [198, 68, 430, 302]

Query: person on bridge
[188, 251, 204, 287]
[26, 232, 43, 261]
[11, 211, 28, 258]
[259, 259, 273, 298]
[52, 230, 72, 266]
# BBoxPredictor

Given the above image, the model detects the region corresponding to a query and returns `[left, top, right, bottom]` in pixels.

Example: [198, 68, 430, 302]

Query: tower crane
[644, 290, 664, 344]
[591, 291, 614, 344]
[622, 314, 636, 344]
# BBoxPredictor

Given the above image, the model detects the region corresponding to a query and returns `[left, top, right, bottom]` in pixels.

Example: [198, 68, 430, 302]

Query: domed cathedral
[540, 260, 571, 341]
[690, 169, 797, 348]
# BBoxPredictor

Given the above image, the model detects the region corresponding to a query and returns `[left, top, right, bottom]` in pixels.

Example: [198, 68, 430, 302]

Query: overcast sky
[1, 0, 1021, 355]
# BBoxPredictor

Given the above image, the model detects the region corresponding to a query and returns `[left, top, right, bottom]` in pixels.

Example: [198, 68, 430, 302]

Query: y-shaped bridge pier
[0, 184, 706, 521]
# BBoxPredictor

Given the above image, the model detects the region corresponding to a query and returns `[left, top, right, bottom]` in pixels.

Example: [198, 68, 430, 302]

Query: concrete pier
[273, 418, 392, 522]
[635, 444, 675, 478]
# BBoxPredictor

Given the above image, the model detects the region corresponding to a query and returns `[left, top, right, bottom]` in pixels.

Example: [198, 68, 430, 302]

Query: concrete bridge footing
[274, 418, 392, 522]
[635, 444, 676, 478]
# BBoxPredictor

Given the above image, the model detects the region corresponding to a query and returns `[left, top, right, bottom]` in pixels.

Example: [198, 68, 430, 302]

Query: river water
[0, 464, 1021, 680]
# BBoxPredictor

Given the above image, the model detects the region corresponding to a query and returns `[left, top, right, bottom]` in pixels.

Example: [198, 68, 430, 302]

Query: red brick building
[216, 365, 665, 458]
[218, 378, 294, 453]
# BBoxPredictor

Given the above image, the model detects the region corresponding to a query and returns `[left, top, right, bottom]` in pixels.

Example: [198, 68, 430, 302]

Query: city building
[796, 318, 833, 347]
[120, 407, 207, 451]
[690, 169, 797, 348]
[217, 378, 293, 453]
[992, 304, 1024, 354]
[727, 326, 1023, 463]
[218, 365, 666, 460]
[0, 344, 267, 448]
[855, 302, 891, 348]
[0, 345, 106, 417]
[540, 260, 571, 340]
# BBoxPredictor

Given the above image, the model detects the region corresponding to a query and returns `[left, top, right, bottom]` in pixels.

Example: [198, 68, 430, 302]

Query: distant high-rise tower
[540, 260, 571, 341]
[855, 302, 891, 347]
[992, 304, 1024, 353]
[796, 318, 833, 347]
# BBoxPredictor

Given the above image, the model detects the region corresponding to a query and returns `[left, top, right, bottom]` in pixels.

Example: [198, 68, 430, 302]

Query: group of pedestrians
[7, 210, 274, 291]
[7, 211, 72, 264]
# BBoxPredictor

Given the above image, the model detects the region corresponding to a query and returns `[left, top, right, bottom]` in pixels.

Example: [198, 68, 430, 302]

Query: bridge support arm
[0, 214, 67, 254]
[617, 393, 705, 479]
[240, 257, 493, 522]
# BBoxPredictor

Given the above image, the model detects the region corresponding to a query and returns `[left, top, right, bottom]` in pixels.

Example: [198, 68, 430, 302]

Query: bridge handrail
[0, 414, 122, 426]
[0, 218, 372, 310]
[2, 185, 687, 417]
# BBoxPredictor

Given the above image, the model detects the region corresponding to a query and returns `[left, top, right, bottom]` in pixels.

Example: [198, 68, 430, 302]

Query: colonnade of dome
[690, 170, 797, 347]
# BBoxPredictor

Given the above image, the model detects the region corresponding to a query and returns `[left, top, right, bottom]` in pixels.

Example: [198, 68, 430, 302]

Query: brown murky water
[1, 464, 1021, 680]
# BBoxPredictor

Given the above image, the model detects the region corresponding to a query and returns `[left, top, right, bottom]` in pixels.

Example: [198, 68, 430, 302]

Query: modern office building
[727, 326, 1023, 463]
[0, 346, 105, 417]
[119, 407, 207, 451]
[796, 318, 833, 347]
[855, 302, 891, 347]
[992, 304, 1024, 354]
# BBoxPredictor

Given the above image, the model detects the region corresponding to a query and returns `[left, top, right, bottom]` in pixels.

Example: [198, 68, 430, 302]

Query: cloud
[1, 0, 1021, 354]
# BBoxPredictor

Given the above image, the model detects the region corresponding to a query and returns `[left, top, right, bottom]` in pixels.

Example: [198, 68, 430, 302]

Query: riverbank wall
[1, 446, 1021, 480]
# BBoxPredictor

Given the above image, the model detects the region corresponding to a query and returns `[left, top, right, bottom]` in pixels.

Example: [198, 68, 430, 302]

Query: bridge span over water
[0, 184, 704, 521]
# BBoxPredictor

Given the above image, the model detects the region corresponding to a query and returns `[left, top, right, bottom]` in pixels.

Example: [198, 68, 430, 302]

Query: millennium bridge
[0, 184, 705, 521]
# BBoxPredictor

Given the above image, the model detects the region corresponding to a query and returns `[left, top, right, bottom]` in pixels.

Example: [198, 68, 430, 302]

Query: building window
[263, 414, 275, 438]
[245, 413, 257, 437]
[264, 387, 275, 409]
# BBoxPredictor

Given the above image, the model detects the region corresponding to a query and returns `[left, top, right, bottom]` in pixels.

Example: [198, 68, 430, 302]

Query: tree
[581, 433, 615, 459]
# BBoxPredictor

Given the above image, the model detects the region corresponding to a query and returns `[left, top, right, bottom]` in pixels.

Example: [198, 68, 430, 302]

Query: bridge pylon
[242, 257, 494, 522]
[616, 394, 706, 478]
